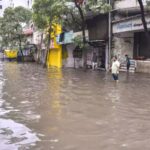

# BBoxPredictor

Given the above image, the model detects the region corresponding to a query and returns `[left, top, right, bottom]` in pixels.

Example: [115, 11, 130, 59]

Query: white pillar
[105, 43, 109, 71]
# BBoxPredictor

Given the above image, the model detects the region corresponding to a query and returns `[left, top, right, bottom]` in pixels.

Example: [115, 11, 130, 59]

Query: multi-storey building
[0, 0, 6, 16]
[11, 0, 33, 9]
[0, 0, 33, 16]
[112, 0, 150, 73]
[0, 0, 16, 16]
[0, 0, 2, 8]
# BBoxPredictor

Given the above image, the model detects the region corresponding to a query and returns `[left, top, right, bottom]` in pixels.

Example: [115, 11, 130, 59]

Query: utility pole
[108, 0, 112, 70]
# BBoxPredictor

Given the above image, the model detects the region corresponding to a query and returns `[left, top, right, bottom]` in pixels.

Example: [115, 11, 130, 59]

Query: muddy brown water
[0, 61, 150, 150]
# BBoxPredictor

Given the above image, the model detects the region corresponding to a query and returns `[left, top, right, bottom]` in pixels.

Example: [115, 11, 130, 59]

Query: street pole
[108, 0, 112, 71]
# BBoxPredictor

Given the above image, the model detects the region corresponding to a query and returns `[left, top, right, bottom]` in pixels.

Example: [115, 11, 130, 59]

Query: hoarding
[113, 15, 150, 34]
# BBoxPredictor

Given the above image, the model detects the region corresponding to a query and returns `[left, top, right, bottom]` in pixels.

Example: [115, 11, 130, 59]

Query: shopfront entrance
[88, 41, 107, 70]
[134, 32, 150, 59]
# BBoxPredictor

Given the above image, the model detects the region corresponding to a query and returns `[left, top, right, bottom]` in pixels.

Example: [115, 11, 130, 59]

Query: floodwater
[0, 61, 150, 150]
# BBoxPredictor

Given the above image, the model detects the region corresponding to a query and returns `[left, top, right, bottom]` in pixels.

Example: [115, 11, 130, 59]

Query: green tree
[32, 0, 65, 67]
[0, 6, 32, 54]
[0, 7, 18, 49]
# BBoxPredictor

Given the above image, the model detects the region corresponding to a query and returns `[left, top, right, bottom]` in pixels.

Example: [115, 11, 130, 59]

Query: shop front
[113, 14, 150, 73]
[86, 13, 109, 70]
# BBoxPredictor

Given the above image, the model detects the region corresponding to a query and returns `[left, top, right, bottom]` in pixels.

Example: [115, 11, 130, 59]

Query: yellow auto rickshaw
[4, 49, 18, 59]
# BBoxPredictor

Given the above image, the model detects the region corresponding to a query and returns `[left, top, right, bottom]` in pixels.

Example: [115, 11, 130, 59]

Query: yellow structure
[47, 24, 62, 68]
[4, 50, 18, 59]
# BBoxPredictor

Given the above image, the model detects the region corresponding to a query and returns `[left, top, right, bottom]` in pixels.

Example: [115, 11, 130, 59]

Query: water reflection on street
[0, 61, 150, 150]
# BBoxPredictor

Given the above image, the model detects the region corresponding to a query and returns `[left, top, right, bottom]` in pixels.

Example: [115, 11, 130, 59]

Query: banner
[113, 15, 150, 34]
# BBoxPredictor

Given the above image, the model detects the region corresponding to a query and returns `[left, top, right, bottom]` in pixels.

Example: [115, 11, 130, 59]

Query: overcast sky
[12, 0, 27, 7]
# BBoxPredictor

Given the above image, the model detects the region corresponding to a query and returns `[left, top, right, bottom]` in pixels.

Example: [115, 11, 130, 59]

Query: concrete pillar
[105, 43, 109, 71]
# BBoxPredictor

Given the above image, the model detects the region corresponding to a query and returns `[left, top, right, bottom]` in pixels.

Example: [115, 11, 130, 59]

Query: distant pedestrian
[125, 54, 131, 72]
[111, 56, 120, 82]
[92, 52, 97, 70]
[17, 50, 22, 62]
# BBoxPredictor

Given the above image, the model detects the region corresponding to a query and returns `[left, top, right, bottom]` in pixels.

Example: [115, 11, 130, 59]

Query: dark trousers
[127, 63, 130, 70]
[112, 74, 119, 81]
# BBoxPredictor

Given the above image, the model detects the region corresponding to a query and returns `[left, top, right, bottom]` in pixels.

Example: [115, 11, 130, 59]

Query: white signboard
[113, 15, 150, 34]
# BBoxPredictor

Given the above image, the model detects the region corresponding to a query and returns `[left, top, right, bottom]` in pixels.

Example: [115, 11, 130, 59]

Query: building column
[105, 43, 109, 71]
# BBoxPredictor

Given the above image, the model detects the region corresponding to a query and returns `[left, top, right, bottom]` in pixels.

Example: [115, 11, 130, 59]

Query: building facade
[0, 0, 9, 16]
[86, 13, 109, 70]
[0, 0, 3, 16]
[11, 0, 33, 9]
[0, 0, 33, 16]
[112, 0, 150, 73]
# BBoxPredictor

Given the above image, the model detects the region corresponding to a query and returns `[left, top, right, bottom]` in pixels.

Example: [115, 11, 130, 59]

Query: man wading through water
[111, 56, 120, 82]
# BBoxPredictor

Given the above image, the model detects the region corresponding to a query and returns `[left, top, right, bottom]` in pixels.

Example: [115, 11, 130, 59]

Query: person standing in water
[125, 54, 131, 72]
[111, 56, 120, 82]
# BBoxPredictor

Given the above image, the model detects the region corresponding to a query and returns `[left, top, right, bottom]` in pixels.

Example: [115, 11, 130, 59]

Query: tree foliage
[0, 6, 32, 49]
[33, 0, 66, 30]
[73, 35, 84, 48]
[62, 0, 111, 42]
[15, 6, 32, 24]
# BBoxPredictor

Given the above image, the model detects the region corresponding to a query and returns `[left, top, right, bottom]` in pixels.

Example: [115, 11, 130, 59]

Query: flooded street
[0, 61, 150, 150]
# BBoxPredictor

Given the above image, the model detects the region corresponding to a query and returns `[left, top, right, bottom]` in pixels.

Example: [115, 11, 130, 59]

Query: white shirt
[111, 60, 120, 74]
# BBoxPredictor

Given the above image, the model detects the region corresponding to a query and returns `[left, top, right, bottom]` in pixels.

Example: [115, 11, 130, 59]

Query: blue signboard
[57, 31, 74, 44]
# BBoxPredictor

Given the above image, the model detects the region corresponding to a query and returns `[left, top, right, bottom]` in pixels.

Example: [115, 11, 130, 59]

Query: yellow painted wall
[47, 47, 62, 68]
[47, 24, 62, 68]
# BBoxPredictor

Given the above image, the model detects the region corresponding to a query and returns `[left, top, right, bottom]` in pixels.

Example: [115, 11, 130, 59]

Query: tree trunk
[137, 0, 150, 38]
[19, 35, 24, 62]
[74, 1, 86, 43]
[74, 0, 87, 70]
[43, 27, 52, 68]
[37, 33, 43, 63]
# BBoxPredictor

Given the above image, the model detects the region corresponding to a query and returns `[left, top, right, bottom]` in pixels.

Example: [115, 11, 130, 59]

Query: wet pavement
[0, 61, 150, 150]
